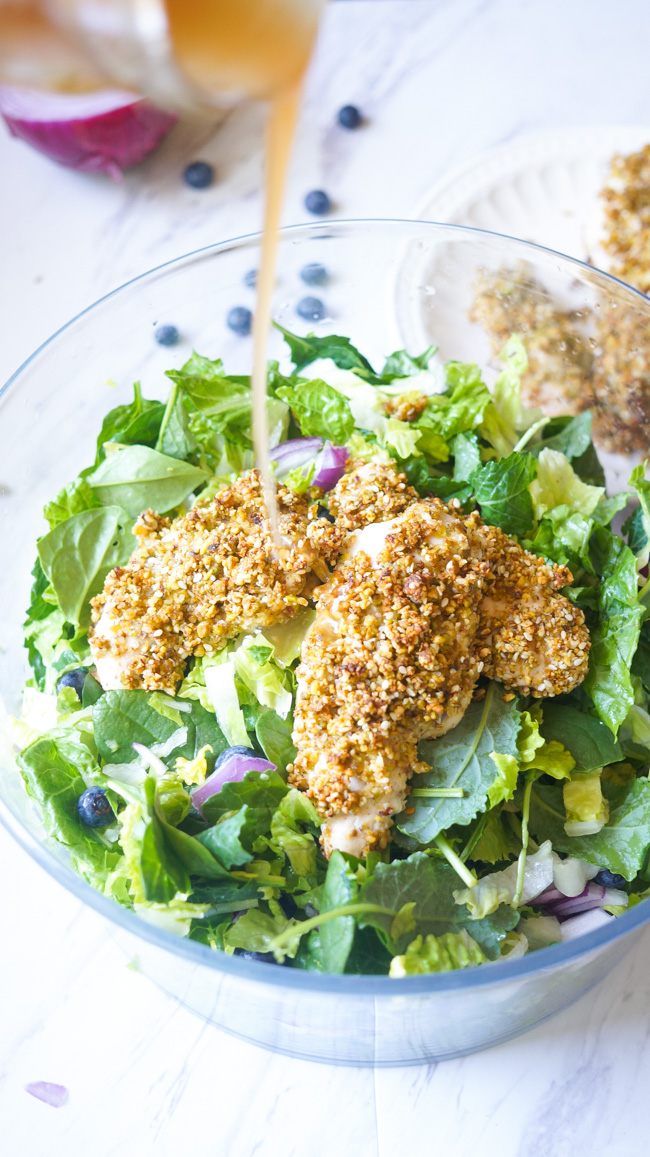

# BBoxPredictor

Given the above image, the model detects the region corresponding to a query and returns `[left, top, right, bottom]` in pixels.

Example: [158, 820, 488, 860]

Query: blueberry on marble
[215, 745, 259, 769]
[594, 869, 627, 890]
[300, 262, 328, 286]
[337, 104, 362, 129]
[154, 324, 179, 347]
[304, 189, 331, 216]
[226, 306, 253, 336]
[77, 786, 115, 828]
[243, 268, 258, 289]
[56, 668, 87, 699]
[296, 296, 325, 321]
[183, 161, 215, 189]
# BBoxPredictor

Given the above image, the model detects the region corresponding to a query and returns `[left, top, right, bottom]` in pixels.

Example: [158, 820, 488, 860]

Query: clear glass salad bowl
[2, 219, 650, 1067]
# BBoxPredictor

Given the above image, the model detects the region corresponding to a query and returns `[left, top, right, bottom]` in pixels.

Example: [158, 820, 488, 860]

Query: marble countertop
[3, 1, 650, 1153]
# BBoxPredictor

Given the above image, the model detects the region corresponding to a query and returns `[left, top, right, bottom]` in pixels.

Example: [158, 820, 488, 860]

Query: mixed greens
[12, 327, 650, 975]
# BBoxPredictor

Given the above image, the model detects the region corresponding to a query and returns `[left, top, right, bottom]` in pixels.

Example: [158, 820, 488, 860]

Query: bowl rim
[3, 216, 650, 994]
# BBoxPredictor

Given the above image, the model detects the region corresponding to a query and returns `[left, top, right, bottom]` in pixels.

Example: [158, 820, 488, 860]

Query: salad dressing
[163, 0, 324, 539]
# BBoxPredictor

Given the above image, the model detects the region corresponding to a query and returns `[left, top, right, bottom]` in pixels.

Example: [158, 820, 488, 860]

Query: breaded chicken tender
[290, 500, 492, 857]
[475, 522, 590, 697]
[89, 470, 342, 692]
[328, 459, 418, 531]
[291, 463, 590, 857]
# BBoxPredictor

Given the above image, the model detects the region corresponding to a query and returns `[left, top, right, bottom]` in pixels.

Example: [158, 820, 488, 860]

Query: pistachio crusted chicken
[289, 461, 590, 857]
[89, 470, 342, 691]
[90, 460, 590, 860]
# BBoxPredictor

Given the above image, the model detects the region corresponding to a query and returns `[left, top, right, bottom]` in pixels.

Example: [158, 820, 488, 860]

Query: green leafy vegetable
[275, 325, 375, 376]
[389, 930, 487, 976]
[539, 703, 623, 771]
[87, 445, 207, 518]
[380, 346, 435, 380]
[276, 378, 354, 442]
[94, 382, 164, 462]
[529, 778, 650, 881]
[584, 527, 644, 732]
[43, 478, 102, 530]
[93, 690, 227, 766]
[307, 850, 358, 974]
[38, 506, 133, 627]
[469, 452, 537, 536]
[398, 685, 521, 843]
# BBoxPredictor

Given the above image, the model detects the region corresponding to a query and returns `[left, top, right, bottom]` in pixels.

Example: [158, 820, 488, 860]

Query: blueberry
[243, 268, 258, 289]
[297, 296, 326, 322]
[56, 668, 86, 699]
[183, 161, 215, 189]
[304, 189, 331, 216]
[594, 869, 627, 890]
[154, 324, 179, 347]
[227, 306, 253, 336]
[304, 902, 319, 919]
[77, 786, 115, 828]
[300, 262, 328, 287]
[337, 104, 362, 130]
[215, 744, 258, 770]
[317, 503, 335, 524]
[233, 948, 281, 964]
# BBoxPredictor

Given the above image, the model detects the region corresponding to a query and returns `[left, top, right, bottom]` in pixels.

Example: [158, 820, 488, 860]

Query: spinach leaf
[343, 926, 392, 975]
[43, 478, 102, 530]
[529, 778, 650, 881]
[197, 805, 271, 870]
[531, 412, 593, 462]
[17, 734, 121, 885]
[358, 854, 518, 957]
[624, 506, 647, 558]
[584, 527, 643, 732]
[632, 622, 650, 692]
[540, 703, 622, 771]
[469, 452, 537, 536]
[87, 445, 207, 518]
[156, 386, 198, 461]
[310, 850, 358, 974]
[397, 685, 521, 844]
[275, 324, 375, 376]
[38, 506, 133, 628]
[380, 346, 435, 381]
[200, 769, 288, 826]
[93, 690, 227, 765]
[255, 709, 296, 773]
[95, 382, 164, 462]
[276, 378, 354, 442]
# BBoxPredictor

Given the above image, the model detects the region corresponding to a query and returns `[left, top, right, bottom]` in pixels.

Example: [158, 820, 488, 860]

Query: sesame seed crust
[290, 466, 590, 858]
[328, 459, 418, 532]
[89, 469, 343, 692]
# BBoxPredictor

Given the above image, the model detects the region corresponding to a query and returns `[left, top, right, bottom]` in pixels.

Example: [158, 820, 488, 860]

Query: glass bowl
[2, 219, 649, 1067]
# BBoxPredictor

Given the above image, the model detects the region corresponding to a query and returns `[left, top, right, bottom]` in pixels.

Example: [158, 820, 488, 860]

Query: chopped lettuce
[389, 930, 487, 976]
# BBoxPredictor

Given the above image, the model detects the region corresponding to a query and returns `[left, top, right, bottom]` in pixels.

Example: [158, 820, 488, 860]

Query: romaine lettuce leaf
[43, 478, 102, 530]
[389, 929, 486, 976]
[529, 448, 605, 519]
[276, 378, 354, 442]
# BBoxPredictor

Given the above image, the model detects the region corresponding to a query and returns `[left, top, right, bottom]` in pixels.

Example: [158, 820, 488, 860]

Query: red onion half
[0, 87, 176, 179]
[192, 753, 276, 815]
[270, 437, 348, 492]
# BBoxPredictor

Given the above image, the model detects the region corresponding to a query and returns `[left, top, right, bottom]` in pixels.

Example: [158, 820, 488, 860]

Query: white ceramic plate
[394, 127, 650, 491]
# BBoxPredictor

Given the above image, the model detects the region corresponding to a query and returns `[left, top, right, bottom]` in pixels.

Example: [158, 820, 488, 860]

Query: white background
[3, 2, 650, 1154]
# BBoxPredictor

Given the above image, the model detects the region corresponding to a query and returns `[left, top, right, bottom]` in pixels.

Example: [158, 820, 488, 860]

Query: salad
[12, 325, 650, 977]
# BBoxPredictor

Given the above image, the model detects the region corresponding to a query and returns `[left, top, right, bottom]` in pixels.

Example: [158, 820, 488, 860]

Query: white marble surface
[3, 1, 650, 1153]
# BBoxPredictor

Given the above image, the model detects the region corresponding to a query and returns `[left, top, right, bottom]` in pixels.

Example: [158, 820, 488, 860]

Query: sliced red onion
[25, 1082, 68, 1108]
[0, 87, 176, 180]
[270, 437, 323, 477]
[192, 753, 275, 815]
[312, 441, 349, 490]
[269, 437, 348, 492]
[559, 908, 614, 941]
[534, 881, 628, 920]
